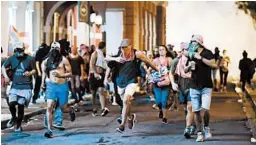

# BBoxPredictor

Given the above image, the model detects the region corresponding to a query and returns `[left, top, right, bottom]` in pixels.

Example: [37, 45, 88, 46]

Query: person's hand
[24, 71, 31, 77]
[171, 82, 179, 91]
[38, 71, 42, 77]
[40, 83, 46, 91]
[52, 71, 61, 78]
[194, 53, 202, 60]
[4, 77, 10, 84]
[94, 73, 101, 80]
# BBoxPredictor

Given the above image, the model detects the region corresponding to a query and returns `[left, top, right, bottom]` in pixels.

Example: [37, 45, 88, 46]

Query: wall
[166, 1, 256, 78]
[105, 9, 123, 55]
[1, 1, 9, 56]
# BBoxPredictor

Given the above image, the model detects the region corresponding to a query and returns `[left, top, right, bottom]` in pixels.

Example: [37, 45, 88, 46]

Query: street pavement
[1, 88, 252, 145]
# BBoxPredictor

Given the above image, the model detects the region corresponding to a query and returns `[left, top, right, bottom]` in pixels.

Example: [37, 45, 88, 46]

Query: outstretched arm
[136, 51, 159, 72]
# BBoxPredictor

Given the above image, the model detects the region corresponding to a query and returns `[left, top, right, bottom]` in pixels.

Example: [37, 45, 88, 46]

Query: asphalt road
[1, 92, 252, 145]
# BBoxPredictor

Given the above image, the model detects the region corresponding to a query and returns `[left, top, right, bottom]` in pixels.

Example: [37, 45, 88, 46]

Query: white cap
[51, 41, 60, 49]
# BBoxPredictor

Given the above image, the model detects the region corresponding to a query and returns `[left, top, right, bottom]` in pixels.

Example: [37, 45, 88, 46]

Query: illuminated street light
[90, 13, 96, 23]
[95, 15, 102, 25]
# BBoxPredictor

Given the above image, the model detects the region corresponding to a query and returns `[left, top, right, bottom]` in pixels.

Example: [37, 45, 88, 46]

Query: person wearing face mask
[41, 42, 76, 138]
[187, 35, 217, 142]
[2, 44, 36, 132]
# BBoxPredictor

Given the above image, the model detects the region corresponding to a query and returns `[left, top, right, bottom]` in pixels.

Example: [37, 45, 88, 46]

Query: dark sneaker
[158, 110, 163, 119]
[7, 118, 16, 128]
[92, 110, 98, 117]
[44, 130, 53, 138]
[116, 125, 125, 133]
[53, 124, 65, 131]
[128, 113, 136, 129]
[189, 125, 196, 135]
[69, 106, 76, 122]
[15, 126, 23, 132]
[184, 128, 191, 139]
[162, 118, 168, 124]
[101, 108, 109, 116]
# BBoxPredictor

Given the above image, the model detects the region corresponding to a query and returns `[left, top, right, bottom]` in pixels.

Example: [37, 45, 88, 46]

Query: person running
[188, 35, 217, 142]
[152, 45, 172, 124]
[33, 43, 50, 103]
[219, 49, 230, 92]
[169, 42, 196, 138]
[41, 42, 75, 138]
[239, 50, 255, 92]
[68, 46, 85, 104]
[89, 42, 109, 117]
[105, 38, 159, 133]
[2, 45, 36, 132]
[212, 47, 220, 91]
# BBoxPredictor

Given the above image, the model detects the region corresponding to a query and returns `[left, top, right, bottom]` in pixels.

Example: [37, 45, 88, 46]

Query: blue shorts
[45, 81, 69, 106]
[190, 88, 212, 112]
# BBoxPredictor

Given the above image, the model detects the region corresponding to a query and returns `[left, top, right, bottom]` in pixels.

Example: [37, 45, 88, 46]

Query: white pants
[118, 83, 137, 101]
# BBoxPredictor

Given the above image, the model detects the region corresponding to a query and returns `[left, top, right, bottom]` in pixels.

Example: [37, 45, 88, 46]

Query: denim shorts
[178, 91, 191, 104]
[190, 88, 212, 112]
[45, 81, 69, 106]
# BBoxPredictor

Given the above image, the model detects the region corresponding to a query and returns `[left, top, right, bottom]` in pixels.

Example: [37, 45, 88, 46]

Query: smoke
[166, 1, 256, 77]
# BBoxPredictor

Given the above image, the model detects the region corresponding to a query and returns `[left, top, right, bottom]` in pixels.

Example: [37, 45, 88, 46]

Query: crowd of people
[1, 35, 256, 142]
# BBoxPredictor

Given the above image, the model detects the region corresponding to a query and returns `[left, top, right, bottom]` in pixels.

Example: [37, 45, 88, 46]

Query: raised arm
[136, 51, 159, 72]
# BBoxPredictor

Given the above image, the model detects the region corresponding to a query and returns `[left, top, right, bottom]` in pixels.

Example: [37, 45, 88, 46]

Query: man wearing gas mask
[187, 35, 217, 142]
[41, 42, 75, 138]
[2, 44, 36, 132]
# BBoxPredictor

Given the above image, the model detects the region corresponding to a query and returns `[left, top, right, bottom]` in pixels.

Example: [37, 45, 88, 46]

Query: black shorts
[89, 73, 105, 91]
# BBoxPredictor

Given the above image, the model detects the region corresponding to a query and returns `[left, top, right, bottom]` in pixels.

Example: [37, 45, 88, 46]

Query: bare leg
[98, 87, 106, 110]
[121, 95, 131, 126]
[186, 102, 194, 128]
[46, 100, 55, 131]
[194, 111, 202, 132]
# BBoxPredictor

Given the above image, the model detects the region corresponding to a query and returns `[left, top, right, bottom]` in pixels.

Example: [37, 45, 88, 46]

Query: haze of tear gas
[166, 1, 256, 78]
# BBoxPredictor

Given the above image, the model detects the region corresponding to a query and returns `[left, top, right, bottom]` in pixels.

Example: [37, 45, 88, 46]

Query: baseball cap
[191, 35, 206, 48]
[180, 42, 189, 50]
[51, 41, 60, 49]
[120, 39, 131, 48]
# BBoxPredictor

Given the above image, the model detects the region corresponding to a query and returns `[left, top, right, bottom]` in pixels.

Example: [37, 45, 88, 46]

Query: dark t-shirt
[116, 51, 139, 88]
[191, 48, 214, 89]
[3, 54, 35, 89]
[69, 55, 84, 75]
[35, 47, 50, 72]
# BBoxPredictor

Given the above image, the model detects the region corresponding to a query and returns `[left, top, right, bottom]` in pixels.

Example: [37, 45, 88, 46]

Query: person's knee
[123, 95, 131, 105]
[187, 103, 193, 112]
[9, 101, 17, 107]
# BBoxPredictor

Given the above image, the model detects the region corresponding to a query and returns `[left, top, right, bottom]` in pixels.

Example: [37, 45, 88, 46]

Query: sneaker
[128, 113, 136, 129]
[189, 125, 196, 135]
[44, 130, 53, 138]
[69, 106, 76, 122]
[204, 126, 212, 139]
[184, 128, 191, 139]
[116, 116, 122, 124]
[152, 104, 159, 110]
[162, 118, 168, 124]
[101, 108, 109, 116]
[7, 118, 16, 128]
[116, 125, 125, 133]
[196, 132, 204, 142]
[92, 110, 98, 117]
[15, 126, 23, 132]
[112, 102, 118, 106]
[53, 124, 65, 131]
[149, 95, 155, 102]
[158, 110, 163, 119]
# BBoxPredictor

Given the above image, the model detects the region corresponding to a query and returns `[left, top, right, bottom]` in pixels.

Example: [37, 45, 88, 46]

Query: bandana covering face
[188, 43, 200, 59]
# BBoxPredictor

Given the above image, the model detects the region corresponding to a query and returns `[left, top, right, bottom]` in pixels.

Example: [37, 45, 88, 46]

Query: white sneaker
[112, 102, 118, 106]
[196, 132, 204, 142]
[204, 126, 212, 139]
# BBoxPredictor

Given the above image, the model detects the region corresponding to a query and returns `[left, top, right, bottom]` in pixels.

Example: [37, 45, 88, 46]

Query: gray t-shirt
[3, 54, 35, 89]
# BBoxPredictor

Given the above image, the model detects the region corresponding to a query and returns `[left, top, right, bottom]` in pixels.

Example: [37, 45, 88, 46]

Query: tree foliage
[236, 1, 256, 29]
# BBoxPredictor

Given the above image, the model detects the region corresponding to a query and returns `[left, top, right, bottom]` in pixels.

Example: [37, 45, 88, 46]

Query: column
[25, 1, 34, 53]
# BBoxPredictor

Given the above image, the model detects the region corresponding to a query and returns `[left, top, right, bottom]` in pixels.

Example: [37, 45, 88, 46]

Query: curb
[1, 108, 46, 130]
[234, 82, 256, 143]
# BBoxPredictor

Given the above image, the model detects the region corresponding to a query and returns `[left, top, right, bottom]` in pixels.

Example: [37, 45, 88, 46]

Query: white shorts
[118, 83, 137, 101]
[8, 88, 32, 107]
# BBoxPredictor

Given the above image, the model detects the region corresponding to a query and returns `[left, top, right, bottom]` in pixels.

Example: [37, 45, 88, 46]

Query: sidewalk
[234, 79, 256, 143]
[1, 93, 93, 129]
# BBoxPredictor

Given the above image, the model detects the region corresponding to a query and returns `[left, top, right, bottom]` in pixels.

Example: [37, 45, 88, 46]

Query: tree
[236, 1, 256, 29]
